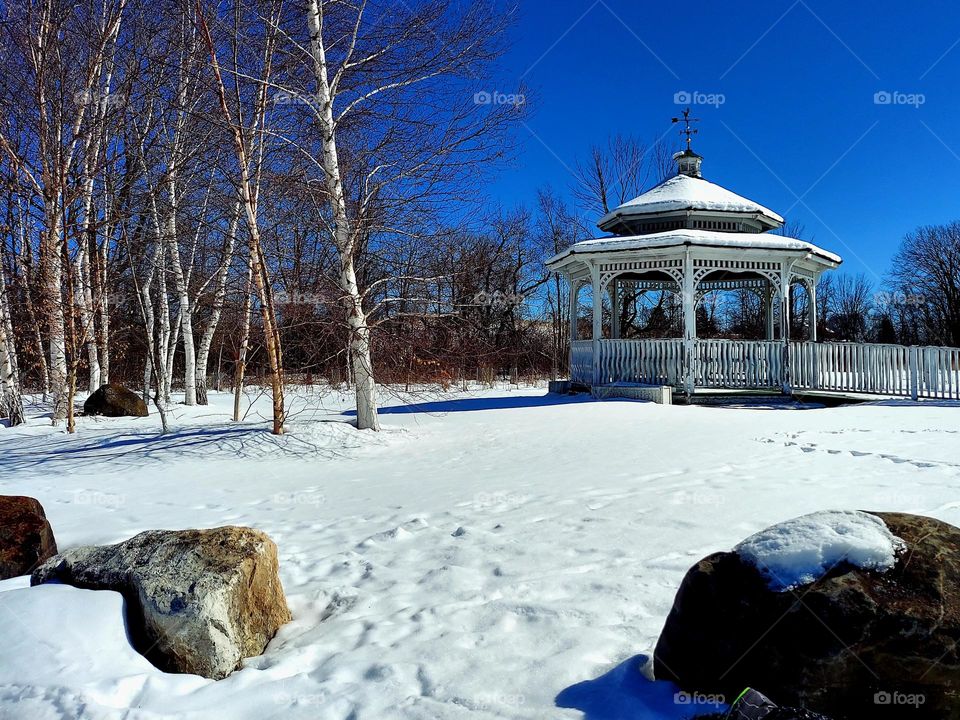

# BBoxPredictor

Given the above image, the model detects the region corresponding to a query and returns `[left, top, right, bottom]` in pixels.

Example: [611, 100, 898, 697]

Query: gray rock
[32, 526, 291, 679]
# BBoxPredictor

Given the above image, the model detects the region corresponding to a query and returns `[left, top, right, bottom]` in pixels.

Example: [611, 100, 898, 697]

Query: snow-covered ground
[0, 386, 958, 719]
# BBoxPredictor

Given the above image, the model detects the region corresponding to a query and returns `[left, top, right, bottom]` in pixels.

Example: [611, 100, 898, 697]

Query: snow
[0, 387, 958, 719]
[733, 510, 907, 592]
[598, 174, 784, 226]
[547, 228, 842, 266]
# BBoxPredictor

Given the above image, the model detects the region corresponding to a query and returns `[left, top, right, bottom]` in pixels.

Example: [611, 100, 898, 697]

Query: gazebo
[546, 114, 842, 397]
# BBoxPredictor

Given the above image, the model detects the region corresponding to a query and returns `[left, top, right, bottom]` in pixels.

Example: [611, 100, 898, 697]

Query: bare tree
[297, 0, 517, 429]
[198, 0, 286, 434]
[826, 273, 874, 342]
[574, 134, 673, 218]
[889, 221, 960, 346]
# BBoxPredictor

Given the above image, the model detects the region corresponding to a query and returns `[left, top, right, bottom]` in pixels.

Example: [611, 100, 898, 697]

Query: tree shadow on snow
[0, 422, 359, 473]
[344, 392, 607, 416]
[555, 655, 726, 720]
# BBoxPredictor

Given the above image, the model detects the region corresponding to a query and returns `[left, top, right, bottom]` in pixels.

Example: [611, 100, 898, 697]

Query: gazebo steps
[591, 383, 673, 404]
[682, 393, 802, 408]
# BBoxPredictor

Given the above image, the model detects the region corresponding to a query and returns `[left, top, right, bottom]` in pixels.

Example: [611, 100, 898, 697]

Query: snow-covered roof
[546, 229, 842, 266]
[598, 174, 784, 229]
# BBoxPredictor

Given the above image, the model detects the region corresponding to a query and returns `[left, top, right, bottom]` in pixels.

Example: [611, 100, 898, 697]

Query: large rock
[32, 526, 291, 679]
[0, 496, 58, 580]
[654, 512, 960, 719]
[83, 384, 148, 417]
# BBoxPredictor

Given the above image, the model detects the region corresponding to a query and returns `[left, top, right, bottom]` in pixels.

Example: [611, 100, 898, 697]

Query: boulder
[654, 512, 960, 719]
[83, 384, 148, 417]
[32, 526, 291, 679]
[0, 496, 58, 580]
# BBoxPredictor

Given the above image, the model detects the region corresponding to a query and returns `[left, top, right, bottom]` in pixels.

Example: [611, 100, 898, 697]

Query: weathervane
[672, 108, 700, 150]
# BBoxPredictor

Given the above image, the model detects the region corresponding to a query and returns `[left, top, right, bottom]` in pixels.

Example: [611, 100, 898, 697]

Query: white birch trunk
[196, 201, 240, 405]
[97, 238, 110, 384]
[0, 253, 24, 426]
[167, 198, 196, 405]
[44, 218, 69, 422]
[306, 0, 379, 430]
[13, 206, 50, 398]
[158, 243, 173, 407]
[233, 252, 254, 422]
[74, 238, 101, 390]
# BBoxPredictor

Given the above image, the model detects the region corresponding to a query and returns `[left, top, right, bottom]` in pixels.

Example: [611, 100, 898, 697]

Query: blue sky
[492, 0, 960, 283]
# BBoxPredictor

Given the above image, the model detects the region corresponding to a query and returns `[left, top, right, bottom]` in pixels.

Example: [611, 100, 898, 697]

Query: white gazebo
[547, 117, 842, 397]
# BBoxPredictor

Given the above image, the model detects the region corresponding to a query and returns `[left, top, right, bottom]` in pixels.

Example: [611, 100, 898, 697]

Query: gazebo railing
[570, 340, 593, 384]
[791, 342, 960, 400]
[696, 339, 783, 389]
[572, 337, 960, 400]
[597, 339, 683, 386]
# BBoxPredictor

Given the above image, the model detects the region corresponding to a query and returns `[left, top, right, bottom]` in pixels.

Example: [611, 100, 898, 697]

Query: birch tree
[198, 0, 286, 433]
[298, 0, 517, 430]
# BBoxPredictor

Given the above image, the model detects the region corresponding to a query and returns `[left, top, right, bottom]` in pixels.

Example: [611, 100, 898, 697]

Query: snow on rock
[734, 510, 906, 592]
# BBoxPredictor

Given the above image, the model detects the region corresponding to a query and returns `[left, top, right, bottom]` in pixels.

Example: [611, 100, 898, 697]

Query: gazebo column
[568, 278, 578, 343]
[590, 264, 602, 386]
[567, 277, 579, 379]
[764, 283, 776, 340]
[779, 265, 792, 394]
[609, 279, 620, 340]
[808, 279, 818, 342]
[682, 252, 696, 395]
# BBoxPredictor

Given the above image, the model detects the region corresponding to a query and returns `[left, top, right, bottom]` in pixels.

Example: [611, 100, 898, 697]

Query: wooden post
[683, 251, 696, 396]
[764, 282, 775, 341]
[780, 266, 792, 394]
[568, 276, 578, 378]
[909, 346, 919, 401]
[590, 264, 602, 386]
[609, 279, 620, 340]
[807, 279, 818, 343]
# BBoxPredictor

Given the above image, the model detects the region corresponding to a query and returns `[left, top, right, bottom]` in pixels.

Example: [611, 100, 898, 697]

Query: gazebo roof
[597, 174, 784, 232]
[546, 228, 842, 268]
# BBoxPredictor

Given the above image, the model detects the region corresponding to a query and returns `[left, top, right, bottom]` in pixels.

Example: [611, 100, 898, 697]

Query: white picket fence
[791, 342, 960, 400]
[597, 339, 683, 386]
[570, 340, 593, 384]
[571, 337, 960, 400]
[696, 339, 783, 389]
